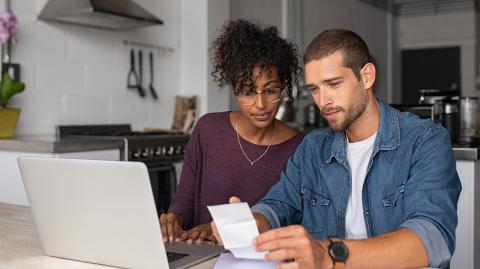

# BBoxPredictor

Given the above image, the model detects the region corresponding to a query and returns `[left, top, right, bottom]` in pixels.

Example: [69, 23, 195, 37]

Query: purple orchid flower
[0, 11, 17, 44]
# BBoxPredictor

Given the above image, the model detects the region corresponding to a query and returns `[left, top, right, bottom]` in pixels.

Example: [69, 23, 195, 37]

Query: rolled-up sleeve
[251, 203, 281, 229]
[402, 125, 462, 268]
[401, 218, 451, 268]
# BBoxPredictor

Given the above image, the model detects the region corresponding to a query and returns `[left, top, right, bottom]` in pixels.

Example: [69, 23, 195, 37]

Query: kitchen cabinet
[0, 136, 123, 206]
[450, 155, 480, 269]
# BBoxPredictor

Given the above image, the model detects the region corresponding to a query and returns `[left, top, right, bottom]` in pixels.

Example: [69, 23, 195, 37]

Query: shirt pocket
[300, 186, 331, 235]
[381, 183, 405, 207]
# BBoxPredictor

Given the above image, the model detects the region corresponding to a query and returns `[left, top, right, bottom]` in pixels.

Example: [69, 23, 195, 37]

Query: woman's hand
[159, 213, 183, 242]
[176, 223, 217, 244]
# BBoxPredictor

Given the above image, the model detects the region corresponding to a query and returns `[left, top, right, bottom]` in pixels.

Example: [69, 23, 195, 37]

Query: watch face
[329, 242, 349, 262]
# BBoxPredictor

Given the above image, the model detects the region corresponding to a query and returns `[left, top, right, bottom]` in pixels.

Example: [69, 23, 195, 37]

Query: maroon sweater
[168, 112, 304, 229]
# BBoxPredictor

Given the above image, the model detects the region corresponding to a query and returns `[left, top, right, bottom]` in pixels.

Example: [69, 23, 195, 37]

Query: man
[213, 29, 461, 269]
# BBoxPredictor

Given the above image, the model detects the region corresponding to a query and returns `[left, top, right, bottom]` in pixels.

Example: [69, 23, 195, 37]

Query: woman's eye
[264, 88, 280, 95]
[244, 91, 255, 96]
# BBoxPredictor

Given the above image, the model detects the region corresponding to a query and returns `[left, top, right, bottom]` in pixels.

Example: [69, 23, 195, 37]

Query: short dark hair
[303, 29, 372, 79]
[210, 19, 301, 98]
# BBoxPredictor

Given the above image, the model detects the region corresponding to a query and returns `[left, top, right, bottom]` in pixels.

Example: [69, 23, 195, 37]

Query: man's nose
[313, 89, 330, 110]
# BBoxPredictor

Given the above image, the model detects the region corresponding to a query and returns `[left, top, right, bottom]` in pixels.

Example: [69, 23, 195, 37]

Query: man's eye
[329, 82, 340, 87]
[308, 87, 319, 93]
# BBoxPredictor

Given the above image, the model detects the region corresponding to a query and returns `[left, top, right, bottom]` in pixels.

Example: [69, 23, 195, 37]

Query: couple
[161, 19, 461, 269]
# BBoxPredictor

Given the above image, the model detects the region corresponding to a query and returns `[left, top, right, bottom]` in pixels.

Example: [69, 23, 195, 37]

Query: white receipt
[207, 202, 266, 260]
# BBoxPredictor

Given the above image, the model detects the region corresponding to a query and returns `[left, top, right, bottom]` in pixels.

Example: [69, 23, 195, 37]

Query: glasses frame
[236, 87, 285, 106]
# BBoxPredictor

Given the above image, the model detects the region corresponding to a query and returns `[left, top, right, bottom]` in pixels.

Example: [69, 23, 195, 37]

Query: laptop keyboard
[167, 251, 190, 263]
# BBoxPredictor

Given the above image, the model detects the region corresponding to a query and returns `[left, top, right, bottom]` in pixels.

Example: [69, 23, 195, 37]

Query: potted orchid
[0, 10, 24, 139]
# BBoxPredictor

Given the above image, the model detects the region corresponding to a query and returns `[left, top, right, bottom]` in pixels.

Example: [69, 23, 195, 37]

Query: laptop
[17, 156, 224, 269]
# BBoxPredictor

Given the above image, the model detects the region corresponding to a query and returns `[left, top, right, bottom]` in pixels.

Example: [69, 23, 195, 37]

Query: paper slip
[213, 252, 279, 269]
[207, 202, 266, 260]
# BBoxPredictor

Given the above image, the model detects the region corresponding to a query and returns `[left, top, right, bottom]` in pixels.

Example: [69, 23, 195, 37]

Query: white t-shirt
[345, 132, 377, 240]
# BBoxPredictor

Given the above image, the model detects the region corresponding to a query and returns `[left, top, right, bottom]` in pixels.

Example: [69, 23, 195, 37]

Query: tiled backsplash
[7, 0, 181, 135]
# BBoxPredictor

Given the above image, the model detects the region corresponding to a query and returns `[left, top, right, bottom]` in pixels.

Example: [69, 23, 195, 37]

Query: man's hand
[253, 225, 333, 269]
[159, 213, 183, 242]
[176, 223, 217, 244]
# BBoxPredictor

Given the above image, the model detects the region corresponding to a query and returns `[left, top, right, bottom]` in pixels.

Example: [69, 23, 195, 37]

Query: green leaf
[0, 73, 25, 108]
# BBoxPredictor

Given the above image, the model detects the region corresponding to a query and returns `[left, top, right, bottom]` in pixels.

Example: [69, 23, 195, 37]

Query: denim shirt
[251, 100, 461, 268]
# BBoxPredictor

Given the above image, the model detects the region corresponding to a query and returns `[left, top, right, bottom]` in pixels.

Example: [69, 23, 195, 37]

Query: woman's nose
[254, 92, 266, 109]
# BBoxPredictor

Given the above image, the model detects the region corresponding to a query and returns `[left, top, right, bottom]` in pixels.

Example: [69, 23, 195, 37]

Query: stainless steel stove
[57, 124, 189, 163]
[57, 124, 190, 215]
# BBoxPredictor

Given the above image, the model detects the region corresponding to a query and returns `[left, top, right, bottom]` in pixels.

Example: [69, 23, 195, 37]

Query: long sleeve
[167, 121, 203, 229]
[168, 112, 303, 229]
[400, 125, 461, 268]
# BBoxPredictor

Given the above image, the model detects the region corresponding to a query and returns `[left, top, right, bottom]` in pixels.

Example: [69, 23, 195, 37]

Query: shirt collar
[327, 98, 400, 164]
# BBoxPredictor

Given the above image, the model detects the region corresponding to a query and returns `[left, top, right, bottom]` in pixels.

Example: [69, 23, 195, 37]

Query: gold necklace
[235, 117, 278, 166]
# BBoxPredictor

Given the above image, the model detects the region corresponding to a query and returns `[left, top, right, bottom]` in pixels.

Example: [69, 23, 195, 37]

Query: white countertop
[0, 202, 217, 269]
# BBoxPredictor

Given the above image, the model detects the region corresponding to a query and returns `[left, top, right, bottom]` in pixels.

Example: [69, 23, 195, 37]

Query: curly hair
[210, 19, 301, 99]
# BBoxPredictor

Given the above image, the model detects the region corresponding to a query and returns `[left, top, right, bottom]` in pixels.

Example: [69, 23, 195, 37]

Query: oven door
[147, 164, 177, 216]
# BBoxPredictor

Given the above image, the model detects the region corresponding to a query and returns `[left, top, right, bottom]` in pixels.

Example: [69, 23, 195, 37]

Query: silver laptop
[17, 157, 224, 269]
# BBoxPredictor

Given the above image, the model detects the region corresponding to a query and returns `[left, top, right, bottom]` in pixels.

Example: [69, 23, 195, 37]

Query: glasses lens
[239, 88, 283, 105]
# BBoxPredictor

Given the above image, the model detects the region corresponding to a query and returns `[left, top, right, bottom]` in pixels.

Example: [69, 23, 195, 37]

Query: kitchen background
[6, 0, 478, 136]
[0, 1, 479, 268]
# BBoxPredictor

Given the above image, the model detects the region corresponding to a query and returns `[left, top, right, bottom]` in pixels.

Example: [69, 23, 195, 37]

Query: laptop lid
[18, 156, 170, 269]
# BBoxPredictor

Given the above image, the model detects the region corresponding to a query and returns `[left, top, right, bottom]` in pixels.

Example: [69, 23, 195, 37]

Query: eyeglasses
[236, 87, 284, 106]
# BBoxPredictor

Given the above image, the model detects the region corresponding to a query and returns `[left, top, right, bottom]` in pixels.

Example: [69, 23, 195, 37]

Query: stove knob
[155, 147, 162, 156]
[182, 147, 186, 154]
[132, 149, 141, 159]
[168, 146, 175, 155]
[142, 148, 150, 157]
[161, 146, 167, 155]
[175, 146, 182, 155]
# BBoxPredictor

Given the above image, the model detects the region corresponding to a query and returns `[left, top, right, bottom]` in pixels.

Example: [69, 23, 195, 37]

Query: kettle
[276, 96, 296, 122]
[459, 96, 480, 146]
[443, 99, 459, 144]
[305, 103, 319, 126]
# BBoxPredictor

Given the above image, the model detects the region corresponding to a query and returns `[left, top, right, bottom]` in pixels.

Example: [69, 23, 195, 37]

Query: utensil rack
[123, 40, 174, 55]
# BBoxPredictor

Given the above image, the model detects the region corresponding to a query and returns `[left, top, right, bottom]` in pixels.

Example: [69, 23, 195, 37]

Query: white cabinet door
[450, 160, 479, 269]
[0, 150, 120, 206]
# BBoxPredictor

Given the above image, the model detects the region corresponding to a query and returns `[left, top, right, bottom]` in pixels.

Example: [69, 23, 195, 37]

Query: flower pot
[0, 107, 21, 138]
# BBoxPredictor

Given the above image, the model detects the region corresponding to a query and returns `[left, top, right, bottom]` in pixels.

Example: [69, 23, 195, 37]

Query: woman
[160, 19, 303, 244]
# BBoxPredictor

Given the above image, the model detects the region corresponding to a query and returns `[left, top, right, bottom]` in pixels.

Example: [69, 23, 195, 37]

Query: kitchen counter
[0, 135, 125, 154]
[1, 136, 478, 160]
[0, 202, 217, 269]
[452, 147, 479, 161]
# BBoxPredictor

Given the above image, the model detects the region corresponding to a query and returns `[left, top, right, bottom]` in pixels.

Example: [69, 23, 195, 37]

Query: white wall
[179, 0, 230, 118]
[399, 11, 477, 98]
[207, 0, 231, 113]
[302, 0, 391, 102]
[230, 0, 283, 29]
[6, 0, 181, 135]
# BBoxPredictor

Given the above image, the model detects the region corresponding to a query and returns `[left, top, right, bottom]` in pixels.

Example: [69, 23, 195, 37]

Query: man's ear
[360, 63, 376, 90]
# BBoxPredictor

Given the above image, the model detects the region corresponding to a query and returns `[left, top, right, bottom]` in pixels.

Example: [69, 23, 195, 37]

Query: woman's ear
[360, 63, 376, 90]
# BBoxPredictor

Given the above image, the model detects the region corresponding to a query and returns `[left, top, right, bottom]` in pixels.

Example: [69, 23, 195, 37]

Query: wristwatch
[328, 237, 349, 269]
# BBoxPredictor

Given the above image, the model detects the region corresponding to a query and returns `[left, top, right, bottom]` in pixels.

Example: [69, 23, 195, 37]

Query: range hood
[38, 0, 163, 30]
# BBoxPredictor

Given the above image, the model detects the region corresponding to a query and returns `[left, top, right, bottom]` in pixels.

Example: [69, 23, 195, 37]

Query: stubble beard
[322, 86, 369, 132]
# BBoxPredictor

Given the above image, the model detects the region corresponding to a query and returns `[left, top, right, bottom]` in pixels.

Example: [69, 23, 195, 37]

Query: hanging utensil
[127, 49, 139, 89]
[137, 50, 146, 97]
[149, 52, 158, 100]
